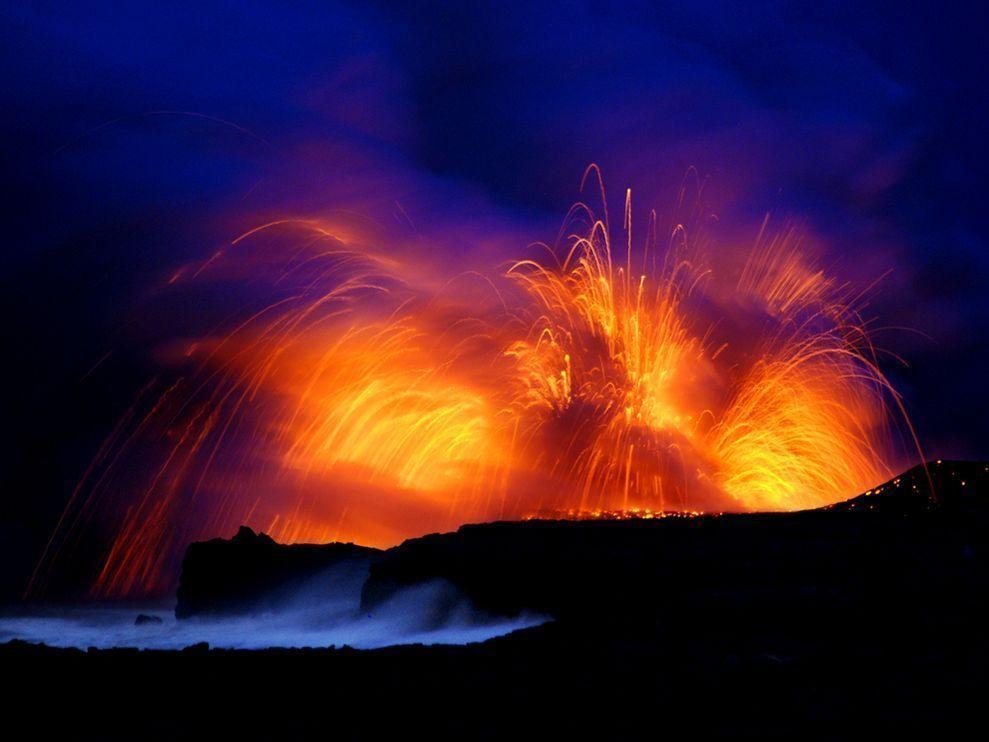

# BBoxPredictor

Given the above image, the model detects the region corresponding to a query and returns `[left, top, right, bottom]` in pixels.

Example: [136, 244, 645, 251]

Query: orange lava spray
[27, 168, 916, 599]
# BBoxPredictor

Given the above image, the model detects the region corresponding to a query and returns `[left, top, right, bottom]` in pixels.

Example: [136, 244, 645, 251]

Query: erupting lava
[30, 168, 916, 598]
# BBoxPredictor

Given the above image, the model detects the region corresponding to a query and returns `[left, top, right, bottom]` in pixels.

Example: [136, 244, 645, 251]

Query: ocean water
[0, 576, 545, 650]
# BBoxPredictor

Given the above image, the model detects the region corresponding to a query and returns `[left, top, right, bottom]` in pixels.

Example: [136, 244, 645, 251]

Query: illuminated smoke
[28, 168, 916, 598]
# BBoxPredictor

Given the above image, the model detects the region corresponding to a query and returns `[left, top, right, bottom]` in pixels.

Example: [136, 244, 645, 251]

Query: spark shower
[30, 168, 917, 599]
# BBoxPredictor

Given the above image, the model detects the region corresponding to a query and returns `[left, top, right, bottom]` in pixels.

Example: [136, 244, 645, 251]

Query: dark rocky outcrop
[134, 613, 163, 625]
[7, 461, 989, 739]
[827, 459, 988, 513]
[175, 461, 988, 630]
[360, 460, 989, 626]
[175, 526, 380, 618]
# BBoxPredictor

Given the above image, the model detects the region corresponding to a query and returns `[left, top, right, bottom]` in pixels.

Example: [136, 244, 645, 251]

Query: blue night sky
[1, 1, 988, 592]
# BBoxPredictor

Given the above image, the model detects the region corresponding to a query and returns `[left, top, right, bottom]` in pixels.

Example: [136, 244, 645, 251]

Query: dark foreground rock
[175, 526, 380, 618]
[3, 608, 986, 740]
[174, 461, 988, 628]
[47, 459, 979, 739]
[361, 460, 989, 628]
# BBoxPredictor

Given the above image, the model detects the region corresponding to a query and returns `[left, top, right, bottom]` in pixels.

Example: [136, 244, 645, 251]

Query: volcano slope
[4, 460, 988, 739]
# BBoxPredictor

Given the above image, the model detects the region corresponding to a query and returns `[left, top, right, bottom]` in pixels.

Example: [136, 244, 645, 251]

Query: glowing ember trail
[29, 168, 917, 598]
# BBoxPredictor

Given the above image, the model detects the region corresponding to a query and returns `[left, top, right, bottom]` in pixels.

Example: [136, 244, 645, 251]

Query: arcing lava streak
[29, 168, 917, 598]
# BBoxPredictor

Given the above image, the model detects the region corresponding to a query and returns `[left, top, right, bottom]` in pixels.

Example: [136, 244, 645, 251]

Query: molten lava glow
[30, 170, 915, 598]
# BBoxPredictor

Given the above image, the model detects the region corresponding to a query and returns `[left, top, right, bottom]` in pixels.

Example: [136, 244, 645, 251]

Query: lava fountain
[29, 168, 917, 598]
